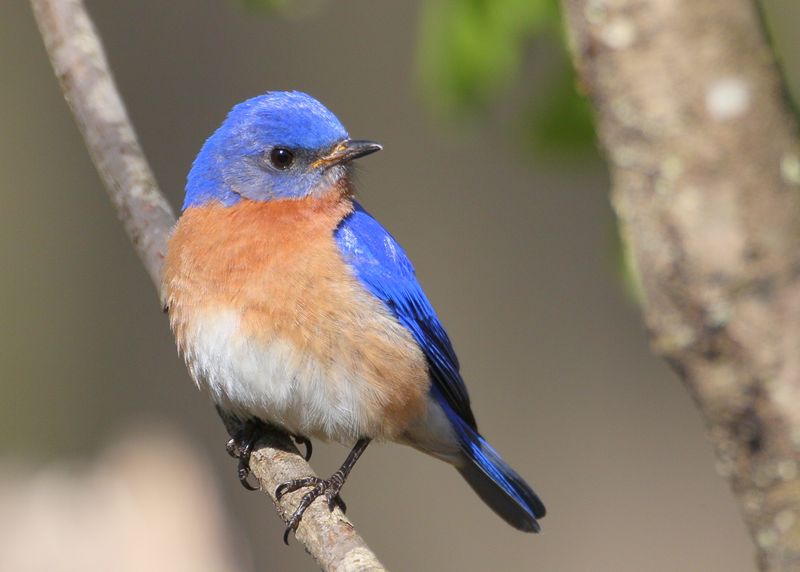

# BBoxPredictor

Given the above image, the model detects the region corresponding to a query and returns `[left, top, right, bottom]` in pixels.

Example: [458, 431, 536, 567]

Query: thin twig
[29, 1, 385, 569]
[560, 0, 800, 570]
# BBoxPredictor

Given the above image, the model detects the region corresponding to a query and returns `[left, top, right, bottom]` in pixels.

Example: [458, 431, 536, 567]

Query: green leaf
[417, 0, 559, 115]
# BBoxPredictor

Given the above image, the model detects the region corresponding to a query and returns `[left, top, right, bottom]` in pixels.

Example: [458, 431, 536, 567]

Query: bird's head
[183, 91, 381, 209]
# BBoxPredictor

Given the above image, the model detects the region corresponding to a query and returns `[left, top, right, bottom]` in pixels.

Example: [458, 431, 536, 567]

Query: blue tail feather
[439, 390, 545, 532]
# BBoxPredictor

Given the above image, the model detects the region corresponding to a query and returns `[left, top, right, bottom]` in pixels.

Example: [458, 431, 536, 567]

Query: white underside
[182, 309, 461, 462]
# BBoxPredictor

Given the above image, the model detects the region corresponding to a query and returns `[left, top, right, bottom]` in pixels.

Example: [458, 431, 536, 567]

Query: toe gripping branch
[219, 410, 370, 545]
[225, 418, 313, 491]
[276, 438, 371, 544]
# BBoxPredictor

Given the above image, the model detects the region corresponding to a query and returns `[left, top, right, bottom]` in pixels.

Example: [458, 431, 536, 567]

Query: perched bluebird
[163, 91, 545, 541]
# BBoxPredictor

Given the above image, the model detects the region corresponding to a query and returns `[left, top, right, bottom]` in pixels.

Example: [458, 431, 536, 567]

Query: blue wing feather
[335, 202, 545, 531]
[335, 202, 477, 429]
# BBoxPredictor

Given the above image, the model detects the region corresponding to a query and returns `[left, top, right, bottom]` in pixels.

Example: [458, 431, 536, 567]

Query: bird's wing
[335, 202, 477, 429]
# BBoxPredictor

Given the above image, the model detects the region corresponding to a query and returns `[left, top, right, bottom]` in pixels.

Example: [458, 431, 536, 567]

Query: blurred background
[2, 1, 799, 570]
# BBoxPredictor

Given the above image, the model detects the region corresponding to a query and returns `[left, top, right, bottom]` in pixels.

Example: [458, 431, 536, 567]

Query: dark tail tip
[435, 387, 545, 531]
[458, 457, 545, 533]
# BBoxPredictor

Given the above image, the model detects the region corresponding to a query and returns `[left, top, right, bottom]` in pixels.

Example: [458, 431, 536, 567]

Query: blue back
[335, 202, 477, 429]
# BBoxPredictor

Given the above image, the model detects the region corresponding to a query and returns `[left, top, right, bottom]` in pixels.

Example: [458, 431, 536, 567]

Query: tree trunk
[560, 1, 800, 569]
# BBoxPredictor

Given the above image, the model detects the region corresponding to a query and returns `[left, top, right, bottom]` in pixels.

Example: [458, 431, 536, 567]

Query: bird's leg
[275, 438, 371, 544]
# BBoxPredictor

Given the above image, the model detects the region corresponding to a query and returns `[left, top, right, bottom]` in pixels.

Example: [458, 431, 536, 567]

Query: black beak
[315, 139, 382, 168]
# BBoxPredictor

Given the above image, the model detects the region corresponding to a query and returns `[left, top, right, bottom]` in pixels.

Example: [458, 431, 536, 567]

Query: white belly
[182, 309, 396, 443]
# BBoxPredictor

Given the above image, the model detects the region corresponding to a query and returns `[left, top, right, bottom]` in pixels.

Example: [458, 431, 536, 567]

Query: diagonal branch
[28, 1, 385, 569]
[560, 0, 800, 569]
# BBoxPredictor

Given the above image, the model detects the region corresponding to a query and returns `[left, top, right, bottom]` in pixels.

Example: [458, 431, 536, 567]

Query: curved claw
[238, 459, 260, 491]
[280, 490, 340, 544]
[281, 484, 332, 545]
[226, 420, 266, 491]
[283, 523, 295, 545]
[292, 435, 313, 461]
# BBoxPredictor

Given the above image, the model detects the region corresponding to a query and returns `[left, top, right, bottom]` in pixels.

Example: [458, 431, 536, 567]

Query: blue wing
[335, 202, 477, 429]
[336, 203, 546, 531]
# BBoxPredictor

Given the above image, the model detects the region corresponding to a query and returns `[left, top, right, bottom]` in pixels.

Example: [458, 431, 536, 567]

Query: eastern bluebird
[163, 91, 545, 541]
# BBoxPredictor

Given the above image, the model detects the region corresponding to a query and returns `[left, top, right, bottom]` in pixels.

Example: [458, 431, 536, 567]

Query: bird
[162, 91, 545, 542]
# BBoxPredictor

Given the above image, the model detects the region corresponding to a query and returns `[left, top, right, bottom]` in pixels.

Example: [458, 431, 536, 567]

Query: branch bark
[560, 0, 800, 569]
[29, 1, 385, 569]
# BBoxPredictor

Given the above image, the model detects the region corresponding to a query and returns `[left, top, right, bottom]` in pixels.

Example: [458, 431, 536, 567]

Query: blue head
[183, 91, 381, 209]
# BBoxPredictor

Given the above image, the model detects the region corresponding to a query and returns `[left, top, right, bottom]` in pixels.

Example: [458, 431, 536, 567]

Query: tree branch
[29, 1, 385, 569]
[560, 0, 800, 569]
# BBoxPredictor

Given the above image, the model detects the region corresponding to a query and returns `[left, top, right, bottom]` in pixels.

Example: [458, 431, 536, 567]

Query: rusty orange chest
[162, 194, 430, 443]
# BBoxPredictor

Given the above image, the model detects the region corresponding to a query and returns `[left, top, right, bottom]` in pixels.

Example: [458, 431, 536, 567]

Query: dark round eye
[269, 147, 294, 170]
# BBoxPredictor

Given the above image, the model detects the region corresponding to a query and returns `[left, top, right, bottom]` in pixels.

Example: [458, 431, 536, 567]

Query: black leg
[276, 438, 371, 544]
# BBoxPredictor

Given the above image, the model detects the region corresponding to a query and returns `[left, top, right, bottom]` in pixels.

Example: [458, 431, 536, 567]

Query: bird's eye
[269, 147, 294, 170]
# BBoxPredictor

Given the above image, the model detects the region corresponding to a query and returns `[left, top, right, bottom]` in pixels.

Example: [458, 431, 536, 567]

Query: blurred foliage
[417, 0, 557, 112]
[523, 64, 596, 157]
[238, 0, 596, 156]
[416, 0, 596, 156]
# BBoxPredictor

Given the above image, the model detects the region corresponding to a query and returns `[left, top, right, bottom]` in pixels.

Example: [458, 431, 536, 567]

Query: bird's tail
[448, 407, 546, 532]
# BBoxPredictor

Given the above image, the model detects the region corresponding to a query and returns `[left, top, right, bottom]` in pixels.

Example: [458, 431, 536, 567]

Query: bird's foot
[226, 419, 266, 491]
[274, 437, 370, 544]
[226, 422, 313, 491]
[229, 433, 311, 461]
[275, 472, 348, 544]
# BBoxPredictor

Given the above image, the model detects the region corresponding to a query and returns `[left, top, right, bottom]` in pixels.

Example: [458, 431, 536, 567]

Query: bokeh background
[3, 1, 799, 570]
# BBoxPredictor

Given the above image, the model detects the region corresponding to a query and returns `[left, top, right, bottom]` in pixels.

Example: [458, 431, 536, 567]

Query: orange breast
[162, 192, 430, 441]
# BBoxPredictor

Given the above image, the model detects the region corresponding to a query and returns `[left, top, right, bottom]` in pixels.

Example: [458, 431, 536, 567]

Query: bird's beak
[313, 139, 382, 168]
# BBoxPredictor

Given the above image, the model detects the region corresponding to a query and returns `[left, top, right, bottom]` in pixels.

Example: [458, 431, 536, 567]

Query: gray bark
[561, 0, 800, 569]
